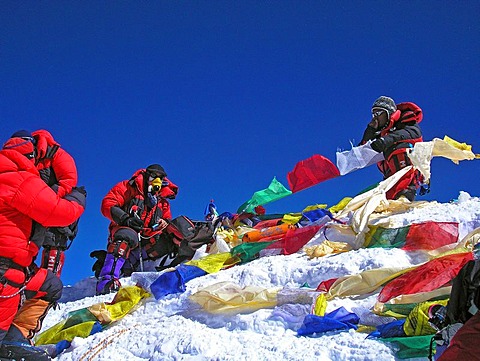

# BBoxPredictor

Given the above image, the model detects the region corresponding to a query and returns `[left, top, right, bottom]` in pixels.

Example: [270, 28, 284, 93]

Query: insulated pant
[0, 265, 62, 344]
[96, 227, 138, 294]
[39, 227, 71, 277]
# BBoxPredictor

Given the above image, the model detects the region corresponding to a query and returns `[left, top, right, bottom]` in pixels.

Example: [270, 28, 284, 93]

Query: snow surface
[44, 191, 480, 361]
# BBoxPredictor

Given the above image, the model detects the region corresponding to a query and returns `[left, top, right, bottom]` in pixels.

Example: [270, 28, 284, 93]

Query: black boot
[0, 341, 51, 361]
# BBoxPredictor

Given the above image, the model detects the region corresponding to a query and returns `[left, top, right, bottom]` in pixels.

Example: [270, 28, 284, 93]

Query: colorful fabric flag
[297, 307, 360, 336]
[336, 142, 385, 175]
[365, 222, 459, 251]
[237, 177, 292, 213]
[230, 242, 275, 263]
[35, 286, 149, 345]
[287, 154, 340, 193]
[408, 136, 477, 182]
[380, 335, 434, 359]
[189, 281, 280, 313]
[378, 252, 474, 303]
[150, 264, 207, 300]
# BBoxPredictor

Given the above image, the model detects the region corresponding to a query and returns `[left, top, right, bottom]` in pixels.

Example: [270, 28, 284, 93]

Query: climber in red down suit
[0, 132, 86, 360]
[93, 164, 178, 295]
[31, 129, 80, 277]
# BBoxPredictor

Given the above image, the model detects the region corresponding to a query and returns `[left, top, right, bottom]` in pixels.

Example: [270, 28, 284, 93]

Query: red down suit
[101, 169, 178, 233]
[0, 148, 84, 341]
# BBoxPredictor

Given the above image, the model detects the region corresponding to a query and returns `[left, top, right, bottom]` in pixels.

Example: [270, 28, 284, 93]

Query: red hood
[129, 169, 147, 194]
[381, 102, 423, 134]
[160, 177, 178, 199]
[396, 102, 423, 124]
[0, 149, 39, 175]
[32, 129, 60, 159]
[128, 170, 178, 199]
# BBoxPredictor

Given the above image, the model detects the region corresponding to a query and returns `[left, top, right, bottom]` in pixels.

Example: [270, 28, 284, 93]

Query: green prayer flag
[237, 177, 292, 213]
[231, 242, 274, 263]
[381, 335, 434, 359]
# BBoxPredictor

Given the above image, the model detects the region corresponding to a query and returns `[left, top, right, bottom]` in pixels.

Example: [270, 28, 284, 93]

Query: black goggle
[148, 175, 169, 189]
[24, 151, 35, 159]
[21, 136, 37, 145]
[151, 174, 164, 179]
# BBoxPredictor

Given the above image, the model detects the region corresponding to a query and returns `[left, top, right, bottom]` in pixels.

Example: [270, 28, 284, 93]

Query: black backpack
[144, 215, 215, 269]
[446, 259, 480, 325]
[168, 215, 215, 261]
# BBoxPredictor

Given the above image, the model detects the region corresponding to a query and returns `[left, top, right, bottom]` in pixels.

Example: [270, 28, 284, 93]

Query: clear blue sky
[1, 1, 479, 285]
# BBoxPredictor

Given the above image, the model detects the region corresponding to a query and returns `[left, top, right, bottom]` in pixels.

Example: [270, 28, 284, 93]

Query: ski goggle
[148, 176, 169, 188]
[149, 172, 163, 178]
[20, 136, 37, 145]
[148, 175, 165, 182]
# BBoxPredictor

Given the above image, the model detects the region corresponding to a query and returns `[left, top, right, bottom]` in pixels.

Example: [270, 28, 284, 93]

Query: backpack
[144, 215, 215, 269]
[168, 216, 215, 260]
[446, 259, 480, 325]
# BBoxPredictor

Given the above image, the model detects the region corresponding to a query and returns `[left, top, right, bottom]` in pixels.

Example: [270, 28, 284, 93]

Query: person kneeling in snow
[92, 164, 179, 295]
[0, 133, 86, 361]
[359, 96, 428, 201]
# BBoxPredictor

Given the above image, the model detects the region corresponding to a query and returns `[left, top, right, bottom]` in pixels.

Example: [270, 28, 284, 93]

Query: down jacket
[101, 169, 178, 236]
[0, 149, 84, 268]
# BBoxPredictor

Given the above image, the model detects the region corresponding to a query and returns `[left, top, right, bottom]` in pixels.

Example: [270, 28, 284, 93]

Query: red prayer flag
[378, 252, 474, 303]
[287, 154, 340, 193]
[402, 222, 459, 251]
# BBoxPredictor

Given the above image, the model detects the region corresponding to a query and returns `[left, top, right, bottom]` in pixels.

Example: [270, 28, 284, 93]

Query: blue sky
[1, 1, 479, 285]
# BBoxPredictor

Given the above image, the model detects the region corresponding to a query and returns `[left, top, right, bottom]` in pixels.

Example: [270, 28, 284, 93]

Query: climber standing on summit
[359, 96, 427, 201]
[31, 129, 81, 277]
[0, 132, 86, 361]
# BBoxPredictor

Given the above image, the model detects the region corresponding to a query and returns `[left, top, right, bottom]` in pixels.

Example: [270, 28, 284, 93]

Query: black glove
[370, 138, 386, 153]
[90, 250, 107, 279]
[121, 216, 144, 232]
[64, 186, 87, 208]
[56, 219, 79, 241]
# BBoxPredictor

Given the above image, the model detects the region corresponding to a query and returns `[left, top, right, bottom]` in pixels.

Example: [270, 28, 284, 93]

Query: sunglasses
[372, 109, 387, 118]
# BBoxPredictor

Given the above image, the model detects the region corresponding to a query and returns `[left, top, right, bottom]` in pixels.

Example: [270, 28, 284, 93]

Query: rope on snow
[78, 324, 140, 361]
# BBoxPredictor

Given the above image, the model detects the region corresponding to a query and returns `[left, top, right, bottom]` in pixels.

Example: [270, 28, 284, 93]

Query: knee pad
[39, 270, 63, 303]
[109, 228, 139, 257]
[107, 240, 131, 259]
[24, 269, 63, 303]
